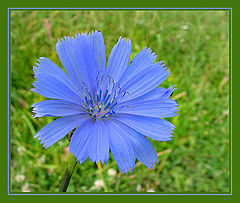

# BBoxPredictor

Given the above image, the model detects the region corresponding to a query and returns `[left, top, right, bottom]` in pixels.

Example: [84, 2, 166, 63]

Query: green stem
[59, 154, 78, 192]
[97, 162, 109, 192]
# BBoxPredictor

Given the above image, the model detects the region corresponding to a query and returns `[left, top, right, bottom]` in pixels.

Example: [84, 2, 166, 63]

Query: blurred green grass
[10, 10, 229, 193]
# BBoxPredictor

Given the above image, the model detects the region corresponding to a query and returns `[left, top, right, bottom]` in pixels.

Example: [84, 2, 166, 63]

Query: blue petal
[56, 36, 84, 88]
[118, 98, 178, 118]
[117, 85, 177, 114]
[33, 57, 77, 91]
[56, 31, 105, 93]
[32, 100, 87, 118]
[92, 30, 106, 73]
[106, 37, 131, 82]
[34, 114, 90, 148]
[88, 118, 109, 164]
[118, 47, 157, 85]
[69, 119, 93, 164]
[109, 118, 158, 169]
[119, 85, 176, 106]
[108, 120, 135, 174]
[31, 73, 84, 105]
[113, 113, 175, 141]
[121, 62, 170, 102]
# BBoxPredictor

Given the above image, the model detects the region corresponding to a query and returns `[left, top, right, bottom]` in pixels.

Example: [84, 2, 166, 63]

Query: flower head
[31, 30, 178, 174]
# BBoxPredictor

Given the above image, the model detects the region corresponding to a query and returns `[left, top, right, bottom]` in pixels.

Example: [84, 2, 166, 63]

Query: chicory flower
[31, 30, 178, 174]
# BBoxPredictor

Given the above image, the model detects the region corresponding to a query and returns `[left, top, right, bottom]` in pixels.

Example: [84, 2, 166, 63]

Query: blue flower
[31, 30, 178, 174]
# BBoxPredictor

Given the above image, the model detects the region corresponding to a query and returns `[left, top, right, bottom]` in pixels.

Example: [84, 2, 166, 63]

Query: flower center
[82, 72, 128, 119]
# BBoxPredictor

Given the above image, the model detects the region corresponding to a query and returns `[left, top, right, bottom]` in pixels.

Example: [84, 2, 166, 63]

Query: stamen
[82, 71, 128, 119]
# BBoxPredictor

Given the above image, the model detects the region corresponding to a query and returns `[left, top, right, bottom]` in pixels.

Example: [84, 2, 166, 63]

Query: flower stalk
[97, 162, 109, 192]
[59, 153, 78, 192]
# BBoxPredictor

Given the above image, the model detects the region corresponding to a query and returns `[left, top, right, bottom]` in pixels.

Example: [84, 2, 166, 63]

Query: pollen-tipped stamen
[82, 72, 128, 119]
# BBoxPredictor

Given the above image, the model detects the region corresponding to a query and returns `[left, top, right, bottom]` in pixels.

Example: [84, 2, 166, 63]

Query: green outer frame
[1, 0, 238, 202]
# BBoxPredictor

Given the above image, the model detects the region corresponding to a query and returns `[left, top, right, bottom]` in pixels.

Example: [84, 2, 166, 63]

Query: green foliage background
[10, 10, 229, 193]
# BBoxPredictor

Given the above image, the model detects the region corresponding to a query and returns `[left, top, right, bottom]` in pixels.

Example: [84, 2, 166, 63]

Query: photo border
[1, 0, 238, 201]
[7, 7, 232, 196]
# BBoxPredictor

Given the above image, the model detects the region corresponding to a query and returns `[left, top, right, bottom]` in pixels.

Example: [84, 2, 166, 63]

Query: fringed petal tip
[136, 157, 158, 171]
[120, 167, 134, 175]
[57, 30, 104, 46]
[120, 160, 136, 175]
[56, 37, 70, 45]
[75, 156, 108, 165]
[42, 143, 50, 149]
[75, 154, 89, 165]
[56, 36, 70, 46]
[90, 29, 102, 35]
[32, 66, 38, 74]
[117, 36, 131, 43]
[40, 138, 56, 149]
[88, 158, 109, 166]
[148, 161, 158, 170]
[33, 137, 50, 149]
[31, 103, 47, 118]
[33, 134, 39, 139]
[37, 57, 46, 63]
[143, 47, 158, 59]
[31, 114, 37, 118]
[169, 84, 177, 90]
[30, 88, 36, 92]
[77, 157, 85, 165]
